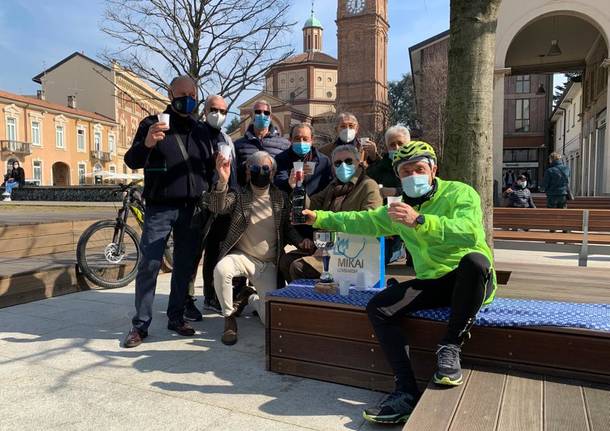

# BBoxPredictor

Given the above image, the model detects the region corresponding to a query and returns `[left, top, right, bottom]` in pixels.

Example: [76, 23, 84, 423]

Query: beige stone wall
[313, 68, 337, 100]
[277, 69, 308, 101]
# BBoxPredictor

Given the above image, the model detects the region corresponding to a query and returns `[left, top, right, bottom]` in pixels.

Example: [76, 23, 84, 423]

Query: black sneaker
[184, 296, 203, 322]
[203, 296, 222, 314]
[363, 391, 416, 424]
[433, 344, 463, 386]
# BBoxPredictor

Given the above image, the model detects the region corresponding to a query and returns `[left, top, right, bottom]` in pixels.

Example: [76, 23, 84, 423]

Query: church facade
[234, 0, 390, 143]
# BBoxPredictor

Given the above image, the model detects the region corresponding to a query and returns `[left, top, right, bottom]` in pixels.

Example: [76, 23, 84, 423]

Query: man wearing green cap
[302, 141, 496, 424]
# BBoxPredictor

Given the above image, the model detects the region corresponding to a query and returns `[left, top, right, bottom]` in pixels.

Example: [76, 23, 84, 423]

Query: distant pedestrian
[2, 161, 25, 201]
[542, 152, 570, 208]
[503, 175, 536, 208]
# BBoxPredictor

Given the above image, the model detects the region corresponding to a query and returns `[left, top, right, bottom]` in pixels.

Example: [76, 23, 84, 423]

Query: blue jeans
[132, 202, 203, 331]
[4, 181, 18, 195]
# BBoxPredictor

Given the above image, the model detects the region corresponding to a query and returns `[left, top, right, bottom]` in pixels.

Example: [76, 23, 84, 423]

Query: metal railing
[91, 150, 113, 162]
[0, 140, 32, 155]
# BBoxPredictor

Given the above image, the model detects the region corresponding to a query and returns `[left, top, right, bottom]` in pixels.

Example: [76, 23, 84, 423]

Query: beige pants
[213, 252, 277, 323]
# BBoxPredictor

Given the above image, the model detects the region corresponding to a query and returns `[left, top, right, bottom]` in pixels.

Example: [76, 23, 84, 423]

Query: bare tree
[101, 0, 296, 110]
[443, 0, 502, 244]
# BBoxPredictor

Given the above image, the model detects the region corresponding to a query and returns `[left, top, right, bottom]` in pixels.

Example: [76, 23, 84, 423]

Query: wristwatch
[415, 214, 426, 226]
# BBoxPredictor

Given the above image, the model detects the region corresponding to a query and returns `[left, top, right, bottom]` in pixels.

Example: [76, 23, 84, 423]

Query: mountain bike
[76, 180, 174, 288]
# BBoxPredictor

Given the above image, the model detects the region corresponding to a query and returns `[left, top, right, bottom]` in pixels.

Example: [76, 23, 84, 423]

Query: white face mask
[207, 111, 226, 130]
[339, 128, 356, 143]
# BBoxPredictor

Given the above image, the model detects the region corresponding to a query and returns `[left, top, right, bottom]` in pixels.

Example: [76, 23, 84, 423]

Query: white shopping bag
[329, 233, 385, 289]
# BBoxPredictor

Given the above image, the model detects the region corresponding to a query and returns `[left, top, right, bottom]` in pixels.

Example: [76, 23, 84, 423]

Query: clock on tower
[336, 0, 389, 136]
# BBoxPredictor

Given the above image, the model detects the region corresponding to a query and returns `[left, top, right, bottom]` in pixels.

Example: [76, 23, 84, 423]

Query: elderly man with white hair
[184, 94, 239, 321]
[203, 150, 304, 345]
[367, 125, 411, 198]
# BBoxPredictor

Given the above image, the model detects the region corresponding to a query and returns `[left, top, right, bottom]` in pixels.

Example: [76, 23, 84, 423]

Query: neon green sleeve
[416, 186, 484, 248]
[313, 205, 398, 237]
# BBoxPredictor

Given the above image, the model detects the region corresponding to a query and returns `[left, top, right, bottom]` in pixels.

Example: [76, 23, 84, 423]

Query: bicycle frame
[112, 181, 144, 248]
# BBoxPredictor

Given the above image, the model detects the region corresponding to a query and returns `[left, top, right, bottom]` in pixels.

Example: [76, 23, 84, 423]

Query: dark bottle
[291, 173, 306, 224]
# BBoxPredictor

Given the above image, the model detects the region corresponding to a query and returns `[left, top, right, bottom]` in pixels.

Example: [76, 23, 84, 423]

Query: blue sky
[0, 0, 450, 98]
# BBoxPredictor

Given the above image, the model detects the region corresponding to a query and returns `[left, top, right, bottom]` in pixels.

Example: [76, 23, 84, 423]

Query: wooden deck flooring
[404, 368, 610, 431]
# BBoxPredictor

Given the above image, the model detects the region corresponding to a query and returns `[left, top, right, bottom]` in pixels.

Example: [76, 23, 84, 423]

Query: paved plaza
[0, 271, 396, 431]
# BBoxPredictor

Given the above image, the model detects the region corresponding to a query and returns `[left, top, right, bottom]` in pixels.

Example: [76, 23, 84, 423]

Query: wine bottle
[291, 172, 306, 224]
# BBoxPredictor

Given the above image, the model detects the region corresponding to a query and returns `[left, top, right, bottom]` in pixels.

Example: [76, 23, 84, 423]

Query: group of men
[121, 75, 496, 425]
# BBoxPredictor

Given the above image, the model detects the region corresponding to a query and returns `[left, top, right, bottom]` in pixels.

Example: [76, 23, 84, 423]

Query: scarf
[328, 168, 365, 212]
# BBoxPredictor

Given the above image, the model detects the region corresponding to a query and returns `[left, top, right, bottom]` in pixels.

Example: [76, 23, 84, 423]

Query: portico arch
[492, 1, 610, 196]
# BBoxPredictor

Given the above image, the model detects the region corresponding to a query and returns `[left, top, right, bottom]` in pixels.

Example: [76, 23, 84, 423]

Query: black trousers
[366, 252, 493, 396]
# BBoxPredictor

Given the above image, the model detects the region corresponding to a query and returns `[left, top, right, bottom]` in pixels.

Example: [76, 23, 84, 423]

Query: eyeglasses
[250, 164, 271, 174]
[209, 107, 227, 115]
[333, 158, 354, 168]
[254, 110, 271, 116]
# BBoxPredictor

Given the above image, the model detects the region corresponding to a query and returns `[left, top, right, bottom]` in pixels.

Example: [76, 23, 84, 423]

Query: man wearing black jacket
[123, 76, 214, 348]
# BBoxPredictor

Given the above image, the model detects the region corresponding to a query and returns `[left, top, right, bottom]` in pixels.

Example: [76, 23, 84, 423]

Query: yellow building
[1, 90, 118, 186]
[32, 52, 168, 175]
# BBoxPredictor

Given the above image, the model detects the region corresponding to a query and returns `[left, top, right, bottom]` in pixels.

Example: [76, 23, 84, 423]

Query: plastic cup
[293, 161, 304, 173]
[339, 282, 350, 297]
[305, 161, 316, 172]
[387, 196, 402, 206]
[157, 113, 170, 129]
[219, 143, 232, 160]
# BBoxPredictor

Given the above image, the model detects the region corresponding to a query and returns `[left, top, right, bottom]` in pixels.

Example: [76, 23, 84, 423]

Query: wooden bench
[532, 195, 610, 209]
[493, 208, 610, 266]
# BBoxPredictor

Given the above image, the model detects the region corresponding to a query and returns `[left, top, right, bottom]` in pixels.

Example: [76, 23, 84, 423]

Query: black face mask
[171, 96, 197, 115]
[250, 165, 271, 188]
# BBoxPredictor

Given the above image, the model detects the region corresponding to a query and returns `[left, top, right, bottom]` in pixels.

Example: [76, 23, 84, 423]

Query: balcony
[0, 140, 32, 155]
[91, 150, 113, 162]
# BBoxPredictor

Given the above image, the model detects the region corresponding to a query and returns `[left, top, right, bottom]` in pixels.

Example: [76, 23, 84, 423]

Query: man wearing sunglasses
[233, 100, 290, 187]
[202, 151, 304, 346]
[184, 95, 239, 321]
[281, 144, 383, 281]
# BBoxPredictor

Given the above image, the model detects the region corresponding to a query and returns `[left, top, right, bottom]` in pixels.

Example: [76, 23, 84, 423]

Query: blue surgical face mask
[292, 141, 311, 157]
[401, 174, 432, 198]
[388, 151, 396, 161]
[254, 113, 271, 130]
[336, 162, 356, 183]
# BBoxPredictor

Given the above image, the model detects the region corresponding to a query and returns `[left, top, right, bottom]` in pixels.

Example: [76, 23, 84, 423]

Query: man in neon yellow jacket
[302, 141, 496, 424]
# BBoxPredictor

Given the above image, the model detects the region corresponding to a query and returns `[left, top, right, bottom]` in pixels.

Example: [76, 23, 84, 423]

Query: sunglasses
[254, 110, 271, 116]
[209, 107, 227, 115]
[333, 158, 355, 168]
[250, 165, 271, 174]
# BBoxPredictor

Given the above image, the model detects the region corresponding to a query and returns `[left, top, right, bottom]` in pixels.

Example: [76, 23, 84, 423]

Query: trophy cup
[313, 230, 338, 294]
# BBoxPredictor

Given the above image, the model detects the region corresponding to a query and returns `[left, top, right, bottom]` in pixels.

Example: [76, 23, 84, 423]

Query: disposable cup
[293, 161, 304, 173]
[219, 143, 232, 159]
[387, 196, 402, 206]
[157, 113, 170, 129]
[339, 282, 350, 297]
[306, 161, 316, 172]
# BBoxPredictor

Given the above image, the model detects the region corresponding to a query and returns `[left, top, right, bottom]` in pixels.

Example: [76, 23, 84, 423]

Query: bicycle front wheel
[76, 220, 141, 289]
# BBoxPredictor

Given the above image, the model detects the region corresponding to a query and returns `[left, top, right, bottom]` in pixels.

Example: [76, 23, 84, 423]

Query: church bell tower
[336, 0, 389, 136]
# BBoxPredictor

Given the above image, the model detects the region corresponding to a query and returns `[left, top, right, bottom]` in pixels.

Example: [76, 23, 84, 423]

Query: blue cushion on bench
[269, 280, 610, 332]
